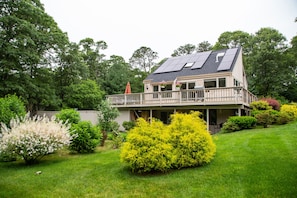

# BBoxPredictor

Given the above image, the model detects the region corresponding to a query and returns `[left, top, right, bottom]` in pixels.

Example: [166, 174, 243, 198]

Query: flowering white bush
[0, 114, 73, 164]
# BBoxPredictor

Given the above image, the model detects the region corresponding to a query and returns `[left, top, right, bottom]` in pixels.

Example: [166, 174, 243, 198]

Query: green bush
[0, 95, 26, 127]
[255, 110, 274, 128]
[276, 111, 292, 125]
[120, 118, 174, 173]
[221, 121, 240, 133]
[228, 116, 257, 129]
[69, 121, 101, 153]
[120, 112, 216, 173]
[168, 112, 216, 169]
[55, 109, 80, 125]
[122, 121, 135, 131]
[221, 116, 257, 133]
[111, 132, 127, 149]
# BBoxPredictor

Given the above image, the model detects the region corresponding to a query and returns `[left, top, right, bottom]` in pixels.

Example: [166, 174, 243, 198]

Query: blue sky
[41, 0, 297, 61]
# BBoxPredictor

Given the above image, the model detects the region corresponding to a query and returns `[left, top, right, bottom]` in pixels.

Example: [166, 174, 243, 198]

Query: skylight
[184, 62, 195, 68]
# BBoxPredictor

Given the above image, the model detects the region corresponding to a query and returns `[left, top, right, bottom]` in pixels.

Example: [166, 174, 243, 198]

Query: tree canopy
[1, 0, 297, 112]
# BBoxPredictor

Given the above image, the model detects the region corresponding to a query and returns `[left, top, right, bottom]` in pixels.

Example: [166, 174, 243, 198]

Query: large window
[204, 79, 216, 88]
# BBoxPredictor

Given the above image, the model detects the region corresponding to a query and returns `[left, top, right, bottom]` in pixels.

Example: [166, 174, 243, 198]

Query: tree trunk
[100, 130, 107, 146]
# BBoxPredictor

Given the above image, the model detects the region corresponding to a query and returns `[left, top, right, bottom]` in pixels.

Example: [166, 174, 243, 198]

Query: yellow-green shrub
[250, 100, 272, 111]
[120, 118, 174, 173]
[168, 112, 216, 168]
[280, 104, 297, 121]
[120, 112, 216, 173]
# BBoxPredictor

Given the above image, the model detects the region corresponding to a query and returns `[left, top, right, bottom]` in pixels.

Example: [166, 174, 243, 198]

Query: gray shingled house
[107, 47, 257, 133]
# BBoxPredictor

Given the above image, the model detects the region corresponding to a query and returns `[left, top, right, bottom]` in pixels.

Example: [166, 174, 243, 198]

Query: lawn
[0, 122, 297, 198]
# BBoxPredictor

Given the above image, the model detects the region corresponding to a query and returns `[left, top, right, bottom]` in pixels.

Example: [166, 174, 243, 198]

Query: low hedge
[222, 116, 257, 133]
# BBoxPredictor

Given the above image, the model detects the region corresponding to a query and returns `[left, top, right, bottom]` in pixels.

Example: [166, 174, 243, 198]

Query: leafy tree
[171, 44, 196, 56]
[129, 46, 158, 73]
[281, 36, 297, 101]
[213, 30, 251, 54]
[0, 0, 68, 111]
[55, 42, 89, 106]
[97, 100, 119, 146]
[79, 38, 107, 86]
[197, 41, 213, 52]
[246, 28, 291, 97]
[102, 55, 131, 95]
[63, 79, 104, 110]
[129, 68, 148, 93]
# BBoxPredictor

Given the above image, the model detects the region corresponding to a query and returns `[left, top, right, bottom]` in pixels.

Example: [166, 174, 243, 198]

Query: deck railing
[107, 87, 257, 107]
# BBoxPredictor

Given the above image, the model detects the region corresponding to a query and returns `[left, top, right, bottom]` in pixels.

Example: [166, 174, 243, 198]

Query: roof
[145, 47, 241, 83]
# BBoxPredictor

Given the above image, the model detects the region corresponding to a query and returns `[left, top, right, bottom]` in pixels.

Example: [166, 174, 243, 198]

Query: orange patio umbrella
[125, 82, 131, 94]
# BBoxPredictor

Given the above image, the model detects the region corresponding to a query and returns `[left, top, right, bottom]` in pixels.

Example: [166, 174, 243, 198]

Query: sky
[41, 0, 297, 62]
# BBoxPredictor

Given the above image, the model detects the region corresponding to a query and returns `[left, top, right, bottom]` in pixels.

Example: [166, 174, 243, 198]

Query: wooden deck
[107, 87, 257, 108]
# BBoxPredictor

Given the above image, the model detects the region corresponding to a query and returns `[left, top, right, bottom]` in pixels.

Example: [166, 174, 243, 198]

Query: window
[204, 79, 216, 88]
[233, 79, 240, 87]
[153, 85, 158, 98]
[181, 83, 186, 90]
[219, 78, 226, 87]
[163, 84, 172, 91]
[184, 62, 195, 68]
[188, 82, 195, 89]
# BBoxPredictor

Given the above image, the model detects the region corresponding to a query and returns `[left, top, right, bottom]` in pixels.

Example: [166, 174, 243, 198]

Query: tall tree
[246, 27, 290, 97]
[129, 46, 158, 73]
[63, 79, 104, 110]
[103, 55, 131, 95]
[213, 30, 251, 54]
[171, 44, 196, 56]
[0, 0, 68, 112]
[79, 38, 107, 86]
[197, 41, 213, 52]
[280, 35, 297, 101]
[55, 42, 88, 105]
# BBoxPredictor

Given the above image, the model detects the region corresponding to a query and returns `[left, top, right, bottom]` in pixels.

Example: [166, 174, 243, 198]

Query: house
[107, 47, 257, 133]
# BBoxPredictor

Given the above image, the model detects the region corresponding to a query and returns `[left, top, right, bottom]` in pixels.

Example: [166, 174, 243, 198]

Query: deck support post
[206, 108, 209, 131]
[149, 109, 152, 123]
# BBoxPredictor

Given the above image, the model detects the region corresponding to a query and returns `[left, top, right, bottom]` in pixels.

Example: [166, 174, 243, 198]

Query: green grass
[1, 122, 297, 198]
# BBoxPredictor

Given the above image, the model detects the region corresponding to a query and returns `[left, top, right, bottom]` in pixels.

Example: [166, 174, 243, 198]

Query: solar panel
[154, 57, 185, 73]
[154, 50, 212, 73]
[217, 48, 238, 71]
[191, 51, 212, 69]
